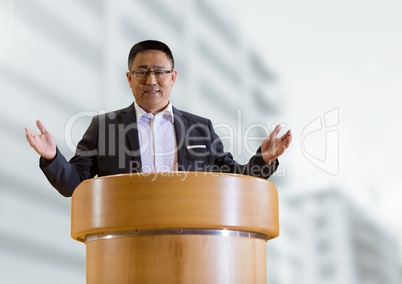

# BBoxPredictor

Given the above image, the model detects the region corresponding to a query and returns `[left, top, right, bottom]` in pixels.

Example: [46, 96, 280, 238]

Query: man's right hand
[25, 120, 57, 161]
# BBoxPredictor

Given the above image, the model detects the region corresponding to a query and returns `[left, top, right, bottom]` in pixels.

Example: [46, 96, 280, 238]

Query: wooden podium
[71, 172, 279, 283]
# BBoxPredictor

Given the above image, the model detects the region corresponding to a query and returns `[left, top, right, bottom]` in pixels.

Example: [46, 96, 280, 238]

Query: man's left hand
[261, 125, 292, 164]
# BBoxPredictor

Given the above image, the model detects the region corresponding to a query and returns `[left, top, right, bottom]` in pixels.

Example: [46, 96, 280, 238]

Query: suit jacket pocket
[186, 144, 208, 157]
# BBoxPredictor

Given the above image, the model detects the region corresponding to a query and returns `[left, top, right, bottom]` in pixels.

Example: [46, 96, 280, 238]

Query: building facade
[0, 0, 281, 283]
[267, 189, 402, 284]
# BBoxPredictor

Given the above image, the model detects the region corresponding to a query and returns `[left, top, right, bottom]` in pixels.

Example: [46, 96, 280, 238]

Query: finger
[25, 128, 36, 142]
[280, 130, 291, 144]
[25, 131, 32, 144]
[24, 127, 32, 137]
[269, 124, 281, 138]
[283, 136, 291, 148]
[287, 131, 292, 145]
[282, 131, 292, 146]
[275, 133, 290, 151]
[25, 133, 44, 155]
[279, 131, 287, 141]
[36, 120, 47, 135]
[25, 132, 38, 148]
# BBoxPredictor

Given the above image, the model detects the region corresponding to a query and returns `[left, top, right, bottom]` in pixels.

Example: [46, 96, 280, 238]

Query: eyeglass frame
[130, 69, 174, 80]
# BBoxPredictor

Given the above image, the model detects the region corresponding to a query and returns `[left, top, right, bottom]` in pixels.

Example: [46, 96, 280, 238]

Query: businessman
[25, 40, 292, 197]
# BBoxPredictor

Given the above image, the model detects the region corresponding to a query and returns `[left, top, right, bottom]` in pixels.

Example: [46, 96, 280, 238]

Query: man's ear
[171, 70, 178, 86]
[126, 72, 133, 86]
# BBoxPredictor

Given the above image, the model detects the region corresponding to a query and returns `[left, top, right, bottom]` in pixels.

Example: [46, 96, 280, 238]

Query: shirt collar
[134, 101, 174, 123]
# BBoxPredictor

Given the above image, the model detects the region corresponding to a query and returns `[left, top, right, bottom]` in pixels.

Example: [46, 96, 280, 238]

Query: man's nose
[145, 71, 157, 84]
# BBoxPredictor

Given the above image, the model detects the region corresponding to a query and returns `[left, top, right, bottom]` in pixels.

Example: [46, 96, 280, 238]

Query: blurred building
[267, 189, 402, 284]
[0, 0, 281, 283]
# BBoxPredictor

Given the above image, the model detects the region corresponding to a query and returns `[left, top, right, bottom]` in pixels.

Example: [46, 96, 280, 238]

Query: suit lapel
[173, 107, 187, 171]
[120, 103, 142, 171]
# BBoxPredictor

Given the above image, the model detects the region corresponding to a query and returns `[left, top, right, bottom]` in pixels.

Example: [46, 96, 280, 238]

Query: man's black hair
[128, 40, 175, 70]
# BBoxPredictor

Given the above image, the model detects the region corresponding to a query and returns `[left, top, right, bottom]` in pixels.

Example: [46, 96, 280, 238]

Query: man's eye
[154, 71, 164, 75]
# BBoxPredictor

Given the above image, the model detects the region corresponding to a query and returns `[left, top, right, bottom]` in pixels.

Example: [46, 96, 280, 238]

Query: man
[25, 40, 292, 197]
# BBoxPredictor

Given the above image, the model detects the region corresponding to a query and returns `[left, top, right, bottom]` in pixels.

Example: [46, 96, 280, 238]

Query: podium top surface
[71, 172, 279, 242]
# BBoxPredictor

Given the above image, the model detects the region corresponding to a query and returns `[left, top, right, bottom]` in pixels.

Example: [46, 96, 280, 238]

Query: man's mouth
[143, 89, 160, 95]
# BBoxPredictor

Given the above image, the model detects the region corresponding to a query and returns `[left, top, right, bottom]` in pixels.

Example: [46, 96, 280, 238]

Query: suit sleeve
[209, 119, 278, 179]
[40, 116, 99, 197]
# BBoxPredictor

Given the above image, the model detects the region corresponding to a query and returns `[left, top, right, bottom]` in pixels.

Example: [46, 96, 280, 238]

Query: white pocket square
[186, 145, 207, 149]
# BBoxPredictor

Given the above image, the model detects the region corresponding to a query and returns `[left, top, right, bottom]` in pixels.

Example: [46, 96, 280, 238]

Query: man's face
[126, 50, 177, 114]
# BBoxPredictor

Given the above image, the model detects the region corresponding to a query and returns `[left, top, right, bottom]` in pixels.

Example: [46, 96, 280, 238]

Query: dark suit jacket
[41, 103, 278, 197]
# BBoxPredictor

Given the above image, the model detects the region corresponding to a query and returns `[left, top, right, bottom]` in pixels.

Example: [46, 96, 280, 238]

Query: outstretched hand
[261, 124, 292, 164]
[25, 120, 56, 161]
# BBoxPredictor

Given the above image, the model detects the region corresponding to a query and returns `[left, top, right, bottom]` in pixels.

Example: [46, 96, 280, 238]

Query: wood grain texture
[86, 235, 267, 284]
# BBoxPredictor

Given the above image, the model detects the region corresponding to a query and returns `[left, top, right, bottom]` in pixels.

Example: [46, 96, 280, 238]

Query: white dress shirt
[134, 101, 177, 172]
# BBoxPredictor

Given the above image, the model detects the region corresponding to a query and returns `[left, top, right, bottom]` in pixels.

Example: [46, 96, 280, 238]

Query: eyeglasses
[130, 69, 173, 79]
